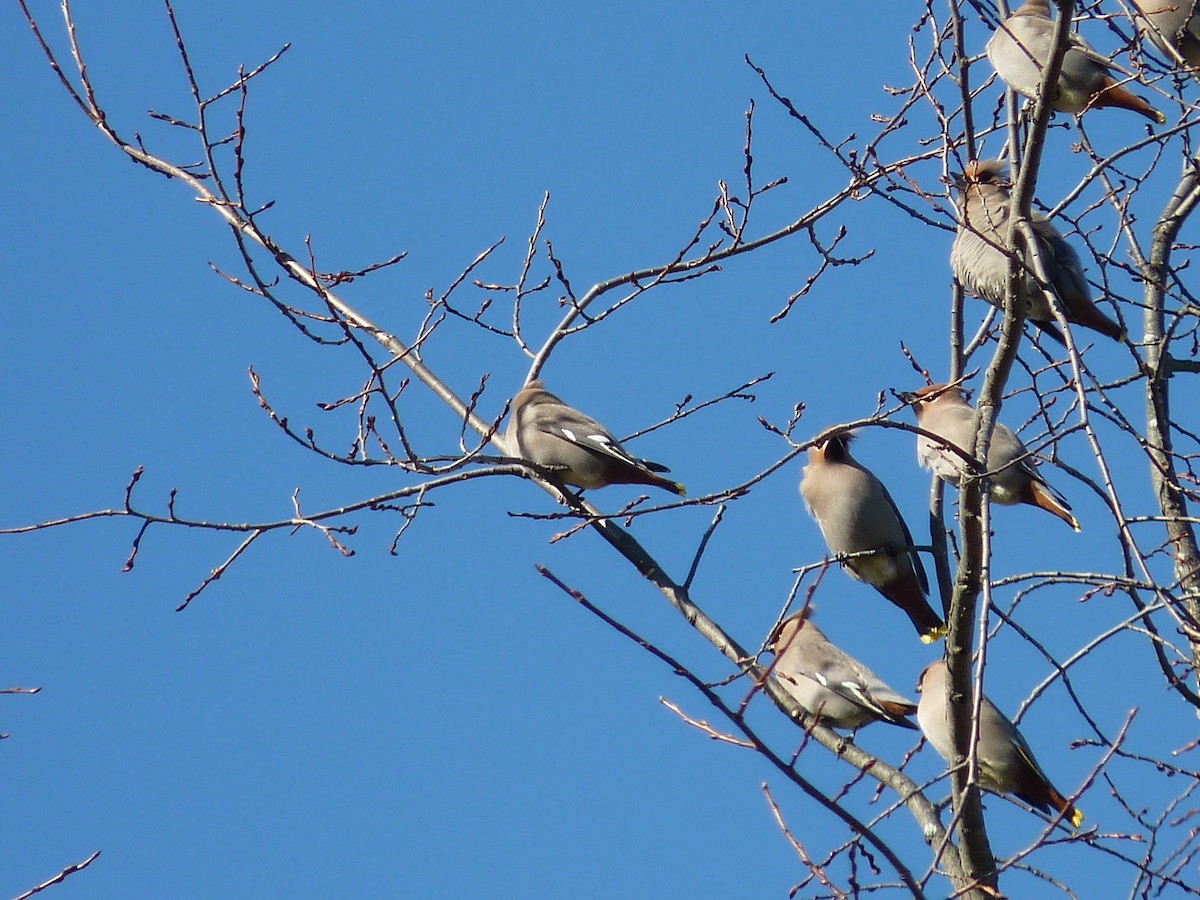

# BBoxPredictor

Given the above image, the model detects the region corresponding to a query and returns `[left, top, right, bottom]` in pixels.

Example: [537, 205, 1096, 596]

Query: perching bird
[950, 159, 1125, 345]
[506, 380, 685, 495]
[987, 0, 1166, 124]
[800, 434, 946, 642]
[768, 608, 919, 730]
[899, 384, 1079, 531]
[1133, 0, 1200, 68]
[916, 660, 1085, 828]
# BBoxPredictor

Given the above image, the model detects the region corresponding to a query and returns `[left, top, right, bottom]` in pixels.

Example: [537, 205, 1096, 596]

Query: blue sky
[5, 2, 1199, 897]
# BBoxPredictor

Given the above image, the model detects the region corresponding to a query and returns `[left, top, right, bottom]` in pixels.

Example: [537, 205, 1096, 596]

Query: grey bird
[800, 433, 946, 643]
[916, 660, 1085, 829]
[768, 608, 919, 730]
[899, 384, 1079, 531]
[987, 0, 1166, 123]
[1133, 0, 1200, 68]
[506, 380, 685, 495]
[950, 159, 1125, 345]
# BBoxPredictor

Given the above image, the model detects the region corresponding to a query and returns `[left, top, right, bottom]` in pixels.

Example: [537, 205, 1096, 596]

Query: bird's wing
[1068, 31, 1124, 74]
[1031, 220, 1090, 302]
[808, 667, 916, 727]
[878, 480, 931, 594]
[535, 409, 668, 472]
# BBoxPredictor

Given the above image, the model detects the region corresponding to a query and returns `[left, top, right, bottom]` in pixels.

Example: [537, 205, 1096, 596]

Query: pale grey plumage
[769, 610, 918, 730]
[1133, 0, 1200, 68]
[899, 384, 1079, 530]
[987, 0, 1166, 123]
[950, 159, 1124, 344]
[799, 434, 945, 642]
[506, 380, 685, 495]
[916, 661, 1084, 828]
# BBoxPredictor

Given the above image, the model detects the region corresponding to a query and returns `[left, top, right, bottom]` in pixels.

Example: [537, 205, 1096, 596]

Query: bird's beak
[897, 391, 918, 404]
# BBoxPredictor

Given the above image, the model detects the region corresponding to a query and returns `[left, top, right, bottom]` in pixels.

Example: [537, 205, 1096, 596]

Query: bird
[899, 383, 1079, 531]
[768, 607, 919, 730]
[950, 159, 1125, 345]
[505, 380, 685, 495]
[916, 660, 1085, 829]
[1133, 0, 1200, 69]
[987, 0, 1166, 124]
[799, 433, 946, 642]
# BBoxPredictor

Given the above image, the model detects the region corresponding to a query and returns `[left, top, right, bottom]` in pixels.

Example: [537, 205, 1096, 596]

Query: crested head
[519, 378, 550, 398]
[1012, 0, 1051, 17]
[915, 659, 947, 693]
[911, 383, 952, 401]
[958, 158, 1011, 190]
[513, 378, 555, 409]
[903, 383, 970, 409]
[788, 604, 816, 626]
[812, 432, 855, 463]
[964, 158, 1003, 181]
[769, 606, 821, 650]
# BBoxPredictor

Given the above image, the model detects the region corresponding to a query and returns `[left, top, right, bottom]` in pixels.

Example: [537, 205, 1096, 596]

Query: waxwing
[800, 434, 946, 642]
[1133, 0, 1200, 68]
[507, 380, 685, 495]
[899, 384, 1079, 530]
[950, 159, 1125, 344]
[768, 608, 919, 730]
[917, 660, 1085, 828]
[988, 0, 1166, 123]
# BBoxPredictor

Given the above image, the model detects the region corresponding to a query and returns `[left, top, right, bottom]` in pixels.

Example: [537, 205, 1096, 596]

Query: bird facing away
[506, 380, 685, 495]
[916, 660, 1085, 829]
[950, 159, 1125, 345]
[768, 608, 919, 730]
[987, 0, 1166, 123]
[1133, 0, 1200, 68]
[899, 384, 1079, 531]
[799, 434, 946, 643]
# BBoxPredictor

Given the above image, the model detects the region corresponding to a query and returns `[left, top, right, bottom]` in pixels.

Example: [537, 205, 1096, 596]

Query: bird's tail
[642, 472, 687, 496]
[617, 459, 687, 496]
[1035, 320, 1067, 346]
[1026, 480, 1081, 532]
[662, 478, 687, 496]
[876, 700, 921, 730]
[1068, 297, 1126, 342]
[1046, 784, 1086, 830]
[640, 471, 687, 496]
[879, 570, 947, 644]
[1092, 77, 1167, 125]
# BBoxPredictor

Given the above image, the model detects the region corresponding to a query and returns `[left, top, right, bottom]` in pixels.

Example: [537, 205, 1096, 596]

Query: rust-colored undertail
[1091, 77, 1167, 124]
[1018, 775, 1086, 829]
[1062, 290, 1126, 342]
[604, 459, 687, 496]
[878, 569, 947, 643]
[1023, 480, 1081, 531]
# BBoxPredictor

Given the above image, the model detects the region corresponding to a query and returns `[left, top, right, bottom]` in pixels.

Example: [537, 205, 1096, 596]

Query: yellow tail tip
[920, 625, 948, 644]
[1070, 808, 1085, 828]
[1154, 111, 1167, 125]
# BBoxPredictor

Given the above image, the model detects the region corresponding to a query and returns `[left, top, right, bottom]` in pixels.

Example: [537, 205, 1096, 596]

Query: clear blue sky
[5, 2, 1197, 897]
